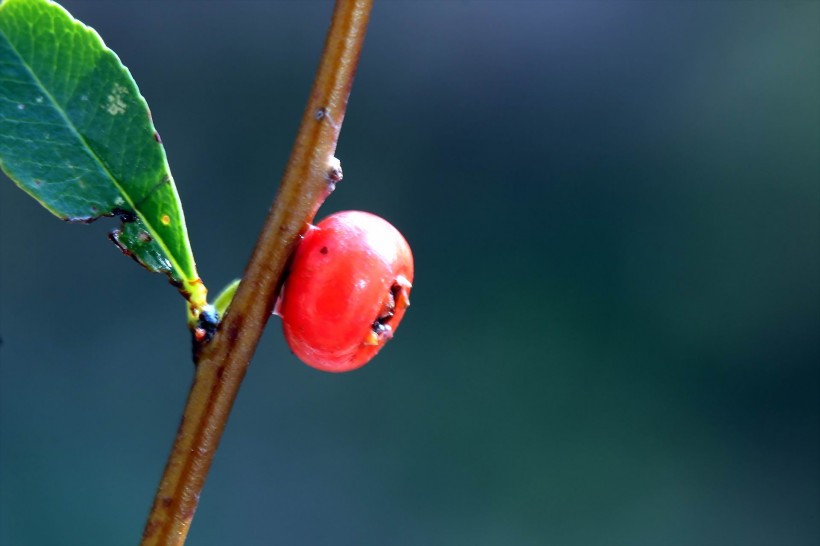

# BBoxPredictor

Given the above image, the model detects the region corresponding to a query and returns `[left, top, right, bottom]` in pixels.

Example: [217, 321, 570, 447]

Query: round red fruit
[280, 211, 414, 372]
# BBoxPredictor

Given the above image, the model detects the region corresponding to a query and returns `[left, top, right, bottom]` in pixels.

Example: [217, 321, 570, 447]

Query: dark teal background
[1, 1, 818, 545]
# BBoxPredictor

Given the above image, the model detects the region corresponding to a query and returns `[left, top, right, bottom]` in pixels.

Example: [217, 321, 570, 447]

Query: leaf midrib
[0, 24, 188, 280]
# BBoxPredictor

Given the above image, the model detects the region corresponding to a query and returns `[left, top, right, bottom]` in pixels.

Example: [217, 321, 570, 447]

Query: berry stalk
[140, 1, 374, 544]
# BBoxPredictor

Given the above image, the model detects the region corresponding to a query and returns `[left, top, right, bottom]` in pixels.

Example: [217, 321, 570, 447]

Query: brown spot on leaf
[112, 208, 136, 223]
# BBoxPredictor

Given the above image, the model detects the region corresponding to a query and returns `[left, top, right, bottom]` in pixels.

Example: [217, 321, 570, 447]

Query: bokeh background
[1, 1, 818, 545]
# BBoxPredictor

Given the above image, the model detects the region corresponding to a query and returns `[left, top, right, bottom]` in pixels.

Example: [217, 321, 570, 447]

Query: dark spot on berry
[320, 246, 328, 255]
[372, 321, 391, 335]
[371, 284, 401, 334]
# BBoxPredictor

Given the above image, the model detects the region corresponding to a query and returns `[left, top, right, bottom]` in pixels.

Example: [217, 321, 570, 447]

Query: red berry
[280, 211, 414, 372]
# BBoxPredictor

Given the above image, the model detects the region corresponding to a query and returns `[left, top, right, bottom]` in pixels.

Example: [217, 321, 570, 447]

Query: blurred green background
[1, 1, 818, 545]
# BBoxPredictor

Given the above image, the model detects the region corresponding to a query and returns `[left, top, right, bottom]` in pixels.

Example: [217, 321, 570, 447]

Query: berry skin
[280, 211, 414, 373]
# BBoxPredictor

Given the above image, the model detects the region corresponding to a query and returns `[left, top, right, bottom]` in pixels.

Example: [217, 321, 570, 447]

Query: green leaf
[0, 0, 206, 313]
[212, 278, 241, 319]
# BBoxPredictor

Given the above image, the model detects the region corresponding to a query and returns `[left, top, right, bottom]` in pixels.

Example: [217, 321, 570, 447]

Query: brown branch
[140, 1, 374, 544]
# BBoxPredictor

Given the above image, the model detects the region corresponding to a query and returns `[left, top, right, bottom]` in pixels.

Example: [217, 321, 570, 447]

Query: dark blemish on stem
[197, 308, 219, 342]
[224, 319, 242, 344]
[215, 366, 225, 381]
[315, 107, 340, 129]
[153, 131, 162, 143]
[192, 306, 219, 360]
[138, 231, 152, 243]
[161, 496, 173, 508]
[142, 519, 160, 539]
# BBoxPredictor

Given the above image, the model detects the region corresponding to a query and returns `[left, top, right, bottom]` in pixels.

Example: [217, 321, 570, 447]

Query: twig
[140, 1, 374, 544]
